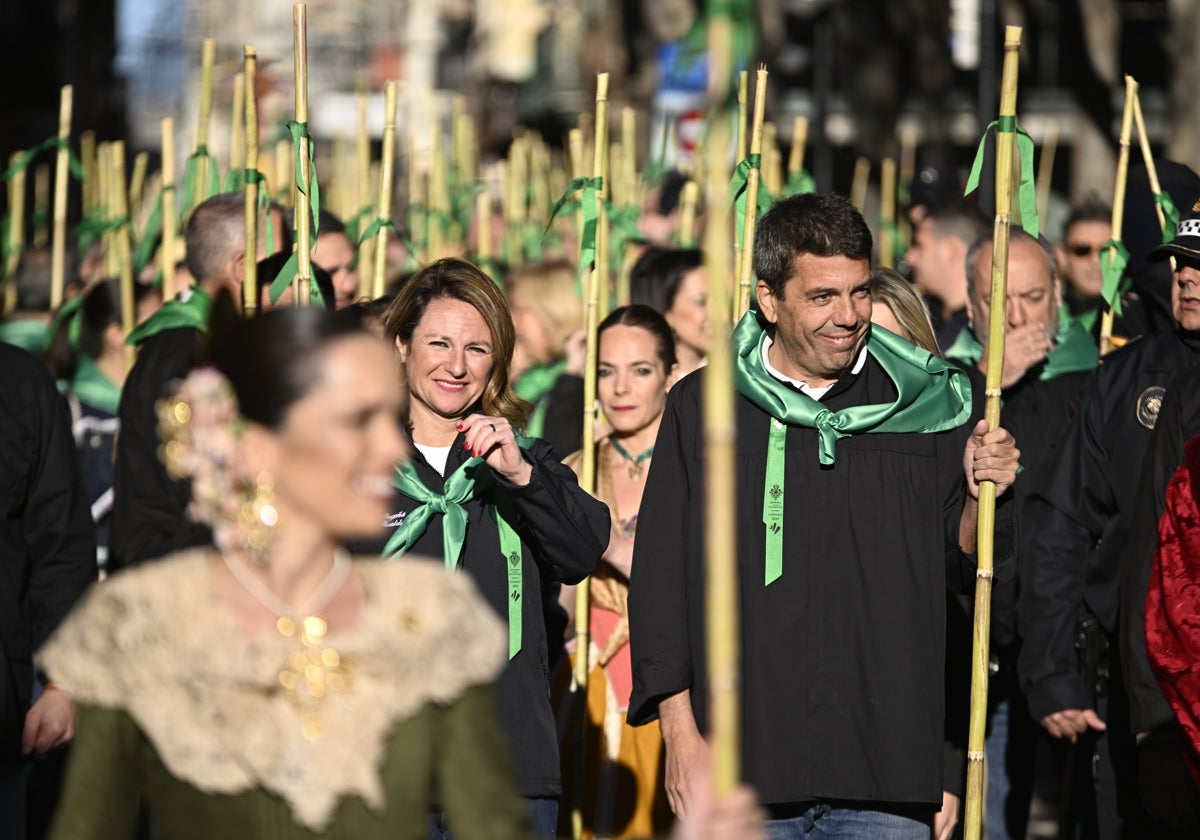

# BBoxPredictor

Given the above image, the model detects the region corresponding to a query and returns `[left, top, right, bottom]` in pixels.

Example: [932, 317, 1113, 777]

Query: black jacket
[0, 344, 96, 759]
[109, 327, 212, 571]
[359, 433, 608, 797]
[1019, 330, 1200, 721]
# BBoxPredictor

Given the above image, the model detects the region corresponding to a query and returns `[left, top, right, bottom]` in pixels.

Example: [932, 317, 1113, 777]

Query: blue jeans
[765, 803, 930, 839]
[428, 796, 558, 839]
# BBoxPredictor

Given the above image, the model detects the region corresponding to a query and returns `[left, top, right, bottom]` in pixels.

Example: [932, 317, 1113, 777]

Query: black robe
[627, 356, 1013, 809]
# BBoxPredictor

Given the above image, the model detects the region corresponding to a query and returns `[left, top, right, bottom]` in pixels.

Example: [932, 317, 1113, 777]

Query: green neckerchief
[126, 286, 213, 347]
[514, 359, 568, 439]
[0, 319, 48, 354]
[70, 355, 121, 415]
[734, 312, 972, 466]
[384, 438, 532, 660]
[944, 317, 1098, 382]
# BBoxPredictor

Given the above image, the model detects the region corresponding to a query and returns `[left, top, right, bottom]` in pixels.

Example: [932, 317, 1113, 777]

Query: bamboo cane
[111, 142, 137, 370]
[678, 180, 699, 247]
[762, 122, 780, 195]
[230, 71, 245, 181]
[6, 153, 26, 280]
[569, 128, 585, 260]
[788, 116, 808, 177]
[1036, 120, 1058, 226]
[191, 38, 216, 217]
[963, 25, 1022, 840]
[98, 143, 119, 279]
[243, 46, 260, 316]
[850, 156, 870, 214]
[161, 118, 178, 300]
[356, 85, 374, 298]
[1099, 76, 1137, 356]
[293, 4, 313, 306]
[736, 70, 749, 163]
[50, 85, 72, 310]
[129, 152, 150, 224]
[33, 164, 50, 248]
[736, 65, 768, 319]
[80, 130, 97, 216]
[880, 157, 896, 269]
[1133, 92, 1169, 237]
[371, 82, 398, 300]
[476, 189, 492, 262]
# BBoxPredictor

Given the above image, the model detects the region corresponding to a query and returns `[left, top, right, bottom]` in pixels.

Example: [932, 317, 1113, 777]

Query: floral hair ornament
[157, 367, 279, 565]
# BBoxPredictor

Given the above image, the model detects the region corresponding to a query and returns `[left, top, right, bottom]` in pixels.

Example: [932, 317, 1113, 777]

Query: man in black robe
[628, 193, 1019, 836]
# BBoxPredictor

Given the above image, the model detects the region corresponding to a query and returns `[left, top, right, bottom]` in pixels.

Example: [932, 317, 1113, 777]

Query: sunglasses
[1067, 243, 1101, 257]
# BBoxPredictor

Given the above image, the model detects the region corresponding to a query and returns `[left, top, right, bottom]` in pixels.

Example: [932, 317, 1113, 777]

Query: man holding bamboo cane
[628, 193, 1020, 837]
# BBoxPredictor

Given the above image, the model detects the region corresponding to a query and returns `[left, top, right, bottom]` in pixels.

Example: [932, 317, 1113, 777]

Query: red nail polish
[463, 441, 470, 449]
[456, 423, 463, 431]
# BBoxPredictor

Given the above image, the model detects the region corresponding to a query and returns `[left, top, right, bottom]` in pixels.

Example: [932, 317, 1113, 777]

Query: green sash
[0, 319, 48, 354]
[126, 287, 213, 347]
[70, 356, 121, 415]
[514, 360, 567, 439]
[944, 317, 1098, 382]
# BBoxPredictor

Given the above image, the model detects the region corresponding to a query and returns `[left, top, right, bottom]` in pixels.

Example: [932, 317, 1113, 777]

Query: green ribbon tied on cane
[179, 145, 221, 223]
[964, 116, 1040, 239]
[1154, 191, 1182, 243]
[728, 154, 775, 252]
[784, 169, 817, 198]
[348, 215, 398, 270]
[268, 249, 326, 308]
[1099, 238, 1131, 314]
[3, 136, 84, 182]
[45, 292, 88, 352]
[548, 176, 604, 298]
[76, 208, 132, 255]
[133, 186, 175, 275]
[285, 121, 321, 238]
[384, 442, 531, 659]
[242, 169, 277, 257]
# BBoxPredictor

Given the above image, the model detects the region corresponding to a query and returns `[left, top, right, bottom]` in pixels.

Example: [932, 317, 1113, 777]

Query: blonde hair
[869, 266, 941, 356]
[384, 258, 531, 426]
[505, 259, 583, 361]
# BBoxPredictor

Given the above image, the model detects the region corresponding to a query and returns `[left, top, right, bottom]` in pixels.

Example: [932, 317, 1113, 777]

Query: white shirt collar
[761, 333, 868, 401]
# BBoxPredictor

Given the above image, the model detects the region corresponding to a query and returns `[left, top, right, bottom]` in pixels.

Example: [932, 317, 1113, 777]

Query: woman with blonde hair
[376, 258, 610, 838]
[869, 266, 942, 355]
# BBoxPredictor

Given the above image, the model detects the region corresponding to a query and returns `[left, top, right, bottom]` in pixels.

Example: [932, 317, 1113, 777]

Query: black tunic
[357, 434, 608, 798]
[627, 357, 1013, 808]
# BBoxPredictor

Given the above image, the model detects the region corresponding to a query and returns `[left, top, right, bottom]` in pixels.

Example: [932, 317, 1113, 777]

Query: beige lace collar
[39, 550, 506, 831]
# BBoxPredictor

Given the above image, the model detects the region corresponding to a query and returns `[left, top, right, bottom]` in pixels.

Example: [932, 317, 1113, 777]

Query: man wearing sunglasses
[1054, 197, 1112, 327]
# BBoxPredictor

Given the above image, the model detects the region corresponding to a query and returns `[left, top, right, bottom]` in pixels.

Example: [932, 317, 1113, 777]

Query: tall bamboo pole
[1036, 120, 1058, 226]
[678, 180, 699, 247]
[963, 25, 1022, 840]
[99, 144, 119, 278]
[111, 142, 137, 370]
[292, 4, 313, 306]
[850, 156, 870, 214]
[880, 157, 896, 269]
[736, 71, 749, 163]
[736, 65, 768, 319]
[161, 118, 178, 300]
[762, 122, 779, 195]
[80, 130, 97, 216]
[230, 71, 246, 182]
[191, 39, 216, 217]
[33, 164, 50, 248]
[50, 85, 72, 310]
[788, 116, 808, 177]
[1099, 76, 1137, 356]
[356, 85, 375, 299]
[6, 153, 26, 279]
[1133, 92, 1168, 237]
[371, 82, 398, 299]
[243, 47, 260, 316]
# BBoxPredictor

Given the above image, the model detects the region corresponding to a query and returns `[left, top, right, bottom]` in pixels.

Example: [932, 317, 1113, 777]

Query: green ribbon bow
[514, 359, 569, 439]
[965, 117, 1039, 239]
[126, 286, 213, 347]
[285, 121, 321, 238]
[944, 315, 1098, 382]
[1155, 191, 1182, 244]
[548, 176, 604, 299]
[1099, 238, 1131, 314]
[70, 355, 121, 416]
[784, 169, 817, 198]
[727, 154, 775, 252]
[733, 312, 972, 466]
[384, 442, 530, 659]
[178, 145, 221, 223]
[45, 293, 87, 352]
[3, 136, 84, 182]
[347, 215, 399, 271]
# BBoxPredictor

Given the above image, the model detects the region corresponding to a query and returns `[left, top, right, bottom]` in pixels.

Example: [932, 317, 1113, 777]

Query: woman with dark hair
[629, 246, 710, 378]
[41, 307, 530, 839]
[44, 279, 158, 571]
[377, 257, 609, 838]
[556, 304, 677, 839]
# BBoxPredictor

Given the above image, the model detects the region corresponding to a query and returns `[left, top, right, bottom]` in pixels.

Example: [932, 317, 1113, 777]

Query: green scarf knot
[964, 117, 1039, 239]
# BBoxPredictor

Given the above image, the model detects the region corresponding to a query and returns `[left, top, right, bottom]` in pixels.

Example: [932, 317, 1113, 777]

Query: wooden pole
[80, 130, 97, 216]
[6, 153, 26, 279]
[161, 119, 178, 300]
[736, 70, 749, 163]
[243, 46, 260, 316]
[1099, 76, 1137, 356]
[678, 180, 699, 248]
[762, 122, 779, 195]
[129, 152, 150, 222]
[50, 84, 72, 310]
[963, 25, 1022, 840]
[788, 116, 808, 177]
[880, 157, 896, 269]
[111, 141, 137, 370]
[736, 65, 768, 319]
[1036, 120, 1058, 226]
[98, 143, 119, 278]
[850, 156, 870, 214]
[191, 38, 216, 216]
[356, 84, 375, 299]
[230, 71, 246, 182]
[371, 82, 398, 299]
[1133, 91, 1169, 237]
[292, 3, 313, 306]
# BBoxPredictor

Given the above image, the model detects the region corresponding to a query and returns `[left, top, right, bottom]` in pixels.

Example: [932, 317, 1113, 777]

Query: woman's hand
[458, 414, 532, 486]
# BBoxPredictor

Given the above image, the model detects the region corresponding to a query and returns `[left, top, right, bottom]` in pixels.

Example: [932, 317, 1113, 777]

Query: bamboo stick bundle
[6, 153, 26, 280]
[1133, 92, 1170, 237]
[188, 38, 216, 218]
[243, 46, 260, 317]
[161, 118, 178, 300]
[569, 71, 610, 840]
[678, 180, 699, 247]
[880, 157, 896, 269]
[33, 164, 50, 248]
[129, 152, 150, 225]
[111, 141, 137, 370]
[98, 144, 120, 279]
[230, 72, 245, 187]
[963, 25, 1023, 840]
[80, 130, 97, 217]
[1036, 120, 1058, 226]
[50, 85, 73, 309]
[735, 65, 768, 319]
[1099, 76, 1137, 356]
[850, 156, 870, 214]
[292, 3, 313, 306]
[356, 86, 374, 299]
[371, 82, 398, 300]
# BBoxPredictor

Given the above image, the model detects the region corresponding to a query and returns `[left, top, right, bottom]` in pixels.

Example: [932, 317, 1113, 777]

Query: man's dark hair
[921, 199, 989, 247]
[753, 193, 872, 297]
[184, 193, 245, 282]
[1063, 194, 1111, 234]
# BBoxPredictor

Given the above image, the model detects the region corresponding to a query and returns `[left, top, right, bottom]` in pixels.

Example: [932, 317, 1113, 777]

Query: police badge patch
[1136, 386, 1166, 429]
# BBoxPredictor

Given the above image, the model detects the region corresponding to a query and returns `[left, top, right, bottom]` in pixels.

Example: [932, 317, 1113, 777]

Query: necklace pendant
[628, 463, 642, 480]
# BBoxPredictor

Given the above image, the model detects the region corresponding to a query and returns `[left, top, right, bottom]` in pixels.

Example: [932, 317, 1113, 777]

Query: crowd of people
[2, 122, 1200, 840]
